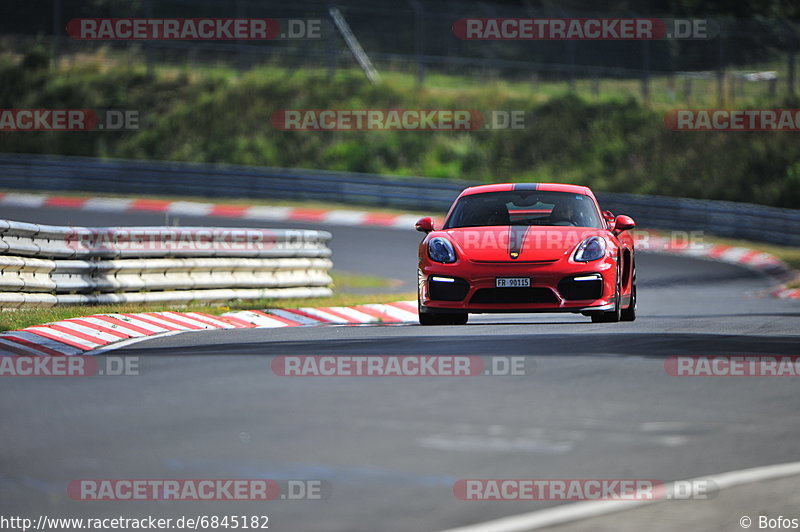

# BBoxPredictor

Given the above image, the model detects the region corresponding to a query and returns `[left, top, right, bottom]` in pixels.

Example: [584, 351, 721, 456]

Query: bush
[1, 56, 798, 208]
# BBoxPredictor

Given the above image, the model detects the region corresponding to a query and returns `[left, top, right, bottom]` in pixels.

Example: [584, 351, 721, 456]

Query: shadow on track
[115, 331, 800, 358]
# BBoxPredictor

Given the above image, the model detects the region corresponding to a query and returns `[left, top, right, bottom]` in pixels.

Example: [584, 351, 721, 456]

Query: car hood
[442, 226, 605, 262]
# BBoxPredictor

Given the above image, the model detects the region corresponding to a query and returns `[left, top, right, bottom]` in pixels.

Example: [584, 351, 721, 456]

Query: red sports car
[416, 183, 637, 325]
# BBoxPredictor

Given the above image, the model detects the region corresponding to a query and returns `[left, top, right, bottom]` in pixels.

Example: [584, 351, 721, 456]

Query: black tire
[418, 297, 468, 325]
[419, 312, 468, 325]
[621, 284, 637, 322]
[447, 312, 469, 325]
[591, 268, 622, 323]
[419, 311, 447, 325]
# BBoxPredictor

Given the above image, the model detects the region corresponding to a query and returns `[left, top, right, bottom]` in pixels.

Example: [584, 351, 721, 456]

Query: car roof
[458, 183, 595, 198]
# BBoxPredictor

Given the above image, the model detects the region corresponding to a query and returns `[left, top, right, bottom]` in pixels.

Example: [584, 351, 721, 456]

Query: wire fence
[2, 0, 798, 105]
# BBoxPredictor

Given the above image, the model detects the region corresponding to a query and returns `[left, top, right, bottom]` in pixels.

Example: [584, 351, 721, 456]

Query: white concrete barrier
[0, 219, 333, 308]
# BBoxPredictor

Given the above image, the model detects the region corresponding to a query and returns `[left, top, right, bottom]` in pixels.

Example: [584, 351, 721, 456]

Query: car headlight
[574, 236, 607, 262]
[428, 237, 457, 263]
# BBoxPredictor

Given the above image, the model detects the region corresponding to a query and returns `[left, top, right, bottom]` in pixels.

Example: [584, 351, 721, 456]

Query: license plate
[496, 277, 530, 288]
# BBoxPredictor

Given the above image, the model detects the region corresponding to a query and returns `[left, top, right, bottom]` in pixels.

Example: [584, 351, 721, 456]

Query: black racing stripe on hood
[508, 225, 530, 259]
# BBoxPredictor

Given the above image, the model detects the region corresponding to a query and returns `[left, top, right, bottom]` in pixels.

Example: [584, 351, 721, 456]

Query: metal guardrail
[0, 217, 333, 308]
[595, 192, 800, 248]
[2, 153, 800, 246]
[0, 154, 467, 212]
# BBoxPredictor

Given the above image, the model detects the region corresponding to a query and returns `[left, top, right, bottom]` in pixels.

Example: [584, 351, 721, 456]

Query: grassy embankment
[2, 47, 799, 207]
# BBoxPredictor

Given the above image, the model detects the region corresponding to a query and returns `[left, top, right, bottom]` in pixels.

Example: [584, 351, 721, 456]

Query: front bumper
[418, 257, 617, 314]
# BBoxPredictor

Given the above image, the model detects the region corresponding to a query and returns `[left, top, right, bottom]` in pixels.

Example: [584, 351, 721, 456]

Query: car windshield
[444, 190, 604, 229]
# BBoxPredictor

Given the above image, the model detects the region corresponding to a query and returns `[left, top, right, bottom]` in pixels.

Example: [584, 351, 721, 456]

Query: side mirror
[613, 215, 635, 233]
[415, 217, 434, 233]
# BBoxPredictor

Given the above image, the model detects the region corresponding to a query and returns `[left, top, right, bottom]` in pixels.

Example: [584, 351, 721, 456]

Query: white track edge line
[90, 331, 183, 354]
[436, 460, 800, 532]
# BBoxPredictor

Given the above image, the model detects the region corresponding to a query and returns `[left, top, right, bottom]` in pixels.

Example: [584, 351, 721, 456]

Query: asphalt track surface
[1, 205, 799, 532]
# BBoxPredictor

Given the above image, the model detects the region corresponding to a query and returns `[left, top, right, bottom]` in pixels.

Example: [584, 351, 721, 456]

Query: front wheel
[591, 269, 622, 323]
[419, 311, 469, 325]
[621, 283, 637, 322]
[418, 298, 468, 325]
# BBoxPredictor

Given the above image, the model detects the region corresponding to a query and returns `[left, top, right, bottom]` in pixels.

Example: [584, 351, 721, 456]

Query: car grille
[428, 277, 470, 301]
[469, 287, 559, 305]
[558, 276, 603, 300]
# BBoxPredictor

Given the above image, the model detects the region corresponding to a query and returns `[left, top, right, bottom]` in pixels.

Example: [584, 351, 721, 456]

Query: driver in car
[484, 203, 510, 226]
[549, 201, 578, 226]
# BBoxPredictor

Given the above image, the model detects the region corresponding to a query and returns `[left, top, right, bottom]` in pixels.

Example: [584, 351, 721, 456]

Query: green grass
[331, 270, 402, 291]
[144, 54, 792, 112]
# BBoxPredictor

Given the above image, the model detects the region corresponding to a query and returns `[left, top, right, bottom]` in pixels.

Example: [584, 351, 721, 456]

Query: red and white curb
[0, 301, 418, 356]
[2, 192, 798, 298]
[772, 286, 800, 299]
[0, 192, 437, 230]
[639, 231, 800, 299]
